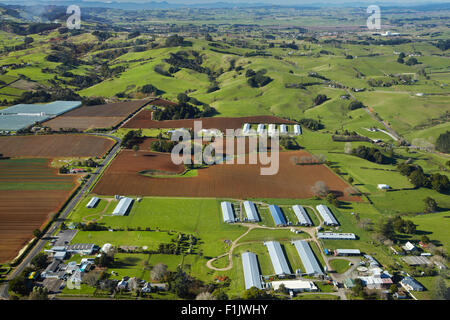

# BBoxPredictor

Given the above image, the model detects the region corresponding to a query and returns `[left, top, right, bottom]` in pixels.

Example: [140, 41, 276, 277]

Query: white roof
[317, 232, 356, 240]
[335, 249, 361, 255]
[241, 252, 262, 290]
[316, 205, 339, 226]
[292, 205, 312, 225]
[402, 241, 416, 251]
[221, 201, 235, 223]
[243, 201, 259, 222]
[112, 197, 133, 216]
[265, 241, 291, 276]
[271, 280, 317, 291]
[293, 124, 302, 135]
[279, 124, 288, 134]
[292, 240, 323, 275]
[86, 197, 100, 208]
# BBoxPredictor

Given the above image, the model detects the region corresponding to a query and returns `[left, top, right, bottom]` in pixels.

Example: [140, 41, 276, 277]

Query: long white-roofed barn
[221, 201, 235, 223]
[292, 205, 312, 226]
[112, 197, 134, 216]
[292, 240, 323, 276]
[316, 204, 339, 226]
[241, 251, 263, 290]
[86, 197, 100, 209]
[293, 124, 302, 135]
[264, 241, 291, 277]
[243, 201, 260, 222]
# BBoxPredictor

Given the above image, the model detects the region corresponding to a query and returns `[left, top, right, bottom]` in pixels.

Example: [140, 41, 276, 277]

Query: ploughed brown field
[0, 190, 77, 263]
[122, 110, 297, 132]
[44, 99, 151, 130]
[0, 134, 116, 158]
[93, 148, 360, 202]
[0, 159, 79, 263]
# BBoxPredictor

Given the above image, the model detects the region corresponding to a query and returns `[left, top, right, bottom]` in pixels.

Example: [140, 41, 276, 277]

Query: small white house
[377, 184, 390, 190]
[402, 241, 418, 252]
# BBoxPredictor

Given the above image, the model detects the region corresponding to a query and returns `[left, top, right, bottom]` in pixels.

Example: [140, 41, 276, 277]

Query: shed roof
[241, 252, 263, 290]
[269, 205, 286, 226]
[221, 201, 235, 223]
[265, 241, 291, 276]
[86, 197, 100, 208]
[316, 205, 339, 225]
[292, 240, 323, 275]
[317, 232, 356, 240]
[243, 201, 259, 222]
[113, 197, 133, 216]
[292, 205, 312, 225]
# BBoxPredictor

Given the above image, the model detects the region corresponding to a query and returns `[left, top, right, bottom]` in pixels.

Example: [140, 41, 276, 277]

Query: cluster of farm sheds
[221, 201, 342, 229]
[222, 201, 434, 296]
[241, 242, 426, 296]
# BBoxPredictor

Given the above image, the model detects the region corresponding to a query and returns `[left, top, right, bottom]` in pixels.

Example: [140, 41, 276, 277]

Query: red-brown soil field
[0, 134, 116, 158]
[44, 99, 151, 130]
[122, 110, 297, 132]
[0, 159, 79, 263]
[93, 148, 360, 202]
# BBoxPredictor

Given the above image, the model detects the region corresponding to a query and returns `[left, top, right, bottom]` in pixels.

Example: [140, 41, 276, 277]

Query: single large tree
[151, 263, 168, 281]
[424, 197, 438, 213]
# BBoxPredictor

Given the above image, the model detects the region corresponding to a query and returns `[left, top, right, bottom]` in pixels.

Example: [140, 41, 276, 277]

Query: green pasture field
[329, 259, 352, 274]
[68, 197, 247, 257]
[409, 211, 450, 249]
[294, 294, 339, 300]
[108, 253, 151, 280]
[71, 231, 175, 250]
[238, 228, 309, 243]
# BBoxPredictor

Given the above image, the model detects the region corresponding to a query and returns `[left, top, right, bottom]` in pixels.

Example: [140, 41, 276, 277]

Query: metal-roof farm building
[269, 205, 287, 226]
[264, 241, 291, 277]
[221, 201, 235, 223]
[292, 240, 323, 276]
[268, 124, 277, 136]
[257, 124, 265, 135]
[271, 280, 318, 293]
[243, 201, 260, 222]
[316, 205, 339, 226]
[293, 124, 302, 135]
[241, 251, 263, 290]
[317, 232, 356, 240]
[86, 197, 100, 209]
[292, 205, 312, 226]
[317, 233, 356, 240]
[279, 124, 288, 135]
[112, 197, 134, 216]
[334, 249, 361, 256]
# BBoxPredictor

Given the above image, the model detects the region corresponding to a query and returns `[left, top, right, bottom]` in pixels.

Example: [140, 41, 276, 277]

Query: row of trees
[352, 145, 393, 164]
[398, 162, 450, 193]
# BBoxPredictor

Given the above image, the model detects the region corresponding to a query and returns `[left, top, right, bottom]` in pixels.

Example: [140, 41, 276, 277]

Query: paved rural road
[0, 133, 122, 300]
